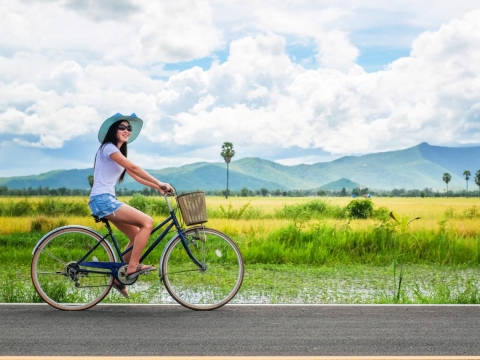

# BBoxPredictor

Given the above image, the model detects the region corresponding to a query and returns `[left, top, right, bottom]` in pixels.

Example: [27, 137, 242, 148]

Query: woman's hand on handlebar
[158, 182, 174, 195]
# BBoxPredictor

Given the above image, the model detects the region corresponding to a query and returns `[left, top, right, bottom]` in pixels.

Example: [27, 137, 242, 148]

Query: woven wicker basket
[177, 191, 208, 226]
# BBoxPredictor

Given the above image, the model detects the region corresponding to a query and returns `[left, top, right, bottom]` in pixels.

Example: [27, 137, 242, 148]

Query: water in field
[126, 264, 480, 305]
[3, 264, 480, 304]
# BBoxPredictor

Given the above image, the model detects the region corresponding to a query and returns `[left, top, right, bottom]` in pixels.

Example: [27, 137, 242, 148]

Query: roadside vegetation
[1, 195, 479, 304]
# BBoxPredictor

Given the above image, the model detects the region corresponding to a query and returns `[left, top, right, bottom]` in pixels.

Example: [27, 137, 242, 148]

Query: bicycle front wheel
[31, 226, 115, 311]
[161, 227, 244, 310]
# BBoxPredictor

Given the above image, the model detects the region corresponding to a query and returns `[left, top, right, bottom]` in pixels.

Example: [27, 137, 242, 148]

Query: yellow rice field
[0, 196, 479, 236]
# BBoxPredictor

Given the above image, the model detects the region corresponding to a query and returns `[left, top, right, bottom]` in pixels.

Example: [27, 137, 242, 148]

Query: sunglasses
[118, 124, 132, 132]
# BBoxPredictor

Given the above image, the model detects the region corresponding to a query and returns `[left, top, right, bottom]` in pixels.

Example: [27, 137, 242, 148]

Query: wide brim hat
[98, 113, 143, 144]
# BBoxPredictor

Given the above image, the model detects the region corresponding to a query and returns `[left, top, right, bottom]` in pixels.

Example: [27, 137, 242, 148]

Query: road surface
[1, 304, 479, 356]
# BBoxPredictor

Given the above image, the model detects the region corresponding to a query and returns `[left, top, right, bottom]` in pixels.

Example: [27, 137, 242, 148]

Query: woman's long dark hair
[95, 120, 128, 184]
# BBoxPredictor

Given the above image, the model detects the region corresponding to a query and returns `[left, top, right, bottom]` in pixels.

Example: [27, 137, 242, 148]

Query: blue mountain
[0, 143, 478, 191]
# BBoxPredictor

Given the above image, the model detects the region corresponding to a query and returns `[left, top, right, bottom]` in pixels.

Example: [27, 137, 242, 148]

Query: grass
[1, 196, 480, 304]
[3, 263, 480, 305]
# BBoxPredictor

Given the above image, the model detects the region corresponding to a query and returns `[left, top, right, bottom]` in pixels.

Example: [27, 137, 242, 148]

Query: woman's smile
[118, 122, 131, 142]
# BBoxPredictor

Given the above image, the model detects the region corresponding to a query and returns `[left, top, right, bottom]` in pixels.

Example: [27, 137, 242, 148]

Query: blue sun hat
[98, 113, 143, 144]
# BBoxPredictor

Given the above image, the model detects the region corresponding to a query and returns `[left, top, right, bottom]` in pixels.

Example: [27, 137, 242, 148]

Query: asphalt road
[1, 304, 479, 356]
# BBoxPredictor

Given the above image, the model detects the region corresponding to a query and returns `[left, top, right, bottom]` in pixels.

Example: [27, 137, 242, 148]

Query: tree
[340, 187, 347, 197]
[463, 170, 471, 194]
[260, 188, 268, 197]
[88, 175, 94, 188]
[220, 142, 235, 199]
[442, 172, 451, 195]
[475, 170, 480, 197]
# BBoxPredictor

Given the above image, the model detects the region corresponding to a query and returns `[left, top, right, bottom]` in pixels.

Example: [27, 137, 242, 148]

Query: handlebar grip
[160, 185, 176, 196]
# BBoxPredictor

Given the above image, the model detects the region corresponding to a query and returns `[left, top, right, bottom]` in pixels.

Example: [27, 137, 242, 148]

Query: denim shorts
[88, 193, 123, 218]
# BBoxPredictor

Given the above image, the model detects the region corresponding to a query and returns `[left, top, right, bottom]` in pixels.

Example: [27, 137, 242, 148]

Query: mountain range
[1, 142, 479, 192]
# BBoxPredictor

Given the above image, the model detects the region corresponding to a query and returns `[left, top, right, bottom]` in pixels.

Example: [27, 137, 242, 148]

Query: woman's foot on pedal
[112, 280, 130, 298]
[126, 264, 157, 279]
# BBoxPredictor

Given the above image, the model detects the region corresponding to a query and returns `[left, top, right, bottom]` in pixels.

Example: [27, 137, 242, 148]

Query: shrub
[345, 199, 374, 219]
[12, 200, 34, 216]
[373, 206, 391, 221]
[219, 202, 251, 220]
[63, 201, 89, 216]
[148, 197, 170, 216]
[0, 200, 34, 216]
[275, 200, 345, 222]
[128, 193, 148, 212]
[463, 206, 478, 219]
[128, 193, 170, 216]
[31, 216, 67, 232]
[36, 198, 89, 217]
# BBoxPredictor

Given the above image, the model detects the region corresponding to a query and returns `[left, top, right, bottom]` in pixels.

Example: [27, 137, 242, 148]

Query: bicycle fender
[31, 225, 116, 261]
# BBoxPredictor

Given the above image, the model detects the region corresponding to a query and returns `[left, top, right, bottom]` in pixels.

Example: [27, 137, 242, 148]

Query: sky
[1, 0, 480, 177]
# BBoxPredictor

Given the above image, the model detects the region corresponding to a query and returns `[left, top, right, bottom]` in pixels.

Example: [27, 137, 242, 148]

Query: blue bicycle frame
[72, 195, 206, 280]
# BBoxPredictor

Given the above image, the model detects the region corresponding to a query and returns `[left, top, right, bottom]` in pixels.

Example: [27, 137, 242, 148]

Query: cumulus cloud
[1, 0, 222, 65]
[1, 1, 480, 176]
[153, 8, 480, 156]
[138, 0, 223, 63]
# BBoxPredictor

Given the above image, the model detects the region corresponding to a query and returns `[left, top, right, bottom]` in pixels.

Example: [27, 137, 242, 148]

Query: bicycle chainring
[117, 265, 137, 285]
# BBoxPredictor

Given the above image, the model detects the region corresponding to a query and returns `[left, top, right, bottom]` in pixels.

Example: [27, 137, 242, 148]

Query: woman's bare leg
[105, 203, 154, 275]
[109, 220, 140, 264]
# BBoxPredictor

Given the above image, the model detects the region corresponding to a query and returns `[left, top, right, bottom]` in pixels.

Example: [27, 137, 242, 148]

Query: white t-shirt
[90, 143, 124, 197]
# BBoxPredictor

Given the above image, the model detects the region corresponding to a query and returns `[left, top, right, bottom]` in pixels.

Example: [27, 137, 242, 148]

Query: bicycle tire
[31, 226, 115, 311]
[161, 227, 244, 310]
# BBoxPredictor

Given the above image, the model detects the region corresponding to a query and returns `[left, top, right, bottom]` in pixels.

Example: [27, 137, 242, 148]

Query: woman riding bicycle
[89, 113, 173, 298]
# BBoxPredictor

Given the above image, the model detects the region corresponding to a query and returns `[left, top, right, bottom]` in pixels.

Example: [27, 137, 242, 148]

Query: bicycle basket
[177, 191, 208, 226]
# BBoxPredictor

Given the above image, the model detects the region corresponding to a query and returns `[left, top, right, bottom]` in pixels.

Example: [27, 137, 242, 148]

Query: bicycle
[31, 191, 244, 311]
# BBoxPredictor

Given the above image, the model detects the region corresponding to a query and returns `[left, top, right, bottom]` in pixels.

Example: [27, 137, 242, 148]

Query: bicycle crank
[117, 265, 137, 285]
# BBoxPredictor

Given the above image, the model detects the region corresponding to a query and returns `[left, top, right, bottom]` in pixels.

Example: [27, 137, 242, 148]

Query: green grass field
[1, 195, 480, 304]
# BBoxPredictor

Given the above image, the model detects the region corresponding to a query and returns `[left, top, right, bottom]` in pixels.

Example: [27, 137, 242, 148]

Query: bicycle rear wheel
[161, 227, 244, 310]
[31, 226, 115, 311]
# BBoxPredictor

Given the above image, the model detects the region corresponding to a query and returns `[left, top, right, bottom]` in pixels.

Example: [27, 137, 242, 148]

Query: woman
[89, 113, 173, 298]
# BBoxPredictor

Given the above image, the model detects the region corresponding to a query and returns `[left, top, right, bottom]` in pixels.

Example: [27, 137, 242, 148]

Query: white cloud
[315, 30, 359, 71]
[0, 0, 222, 66]
[138, 0, 223, 63]
[1, 1, 480, 176]
[153, 9, 480, 156]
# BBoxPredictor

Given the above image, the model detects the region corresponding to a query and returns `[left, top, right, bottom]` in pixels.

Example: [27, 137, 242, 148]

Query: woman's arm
[110, 152, 172, 194]
[127, 170, 161, 190]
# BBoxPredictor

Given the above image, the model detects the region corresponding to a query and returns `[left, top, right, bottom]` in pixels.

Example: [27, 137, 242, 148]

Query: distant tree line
[1, 185, 480, 198]
[0, 186, 90, 197]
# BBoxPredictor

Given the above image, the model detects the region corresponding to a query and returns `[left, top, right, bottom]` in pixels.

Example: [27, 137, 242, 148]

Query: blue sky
[1, 0, 480, 177]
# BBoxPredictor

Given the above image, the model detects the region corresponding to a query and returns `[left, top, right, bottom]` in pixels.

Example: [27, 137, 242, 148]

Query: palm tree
[442, 172, 451, 196]
[463, 170, 471, 195]
[220, 142, 235, 199]
[475, 170, 480, 198]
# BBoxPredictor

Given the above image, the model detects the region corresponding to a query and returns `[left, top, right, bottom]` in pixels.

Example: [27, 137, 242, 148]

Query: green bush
[219, 202, 251, 219]
[128, 193, 148, 212]
[36, 198, 89, 217]
[30, 216, 67, 232]
[128, 193, 170, 216]
[345, 199, 374, 219]
[275, 200, 343, 222]
[13, 200, 34, 216]
[0, 200, 34, 216]
[373, 206, 391, 221]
